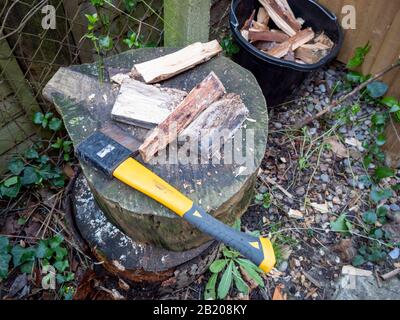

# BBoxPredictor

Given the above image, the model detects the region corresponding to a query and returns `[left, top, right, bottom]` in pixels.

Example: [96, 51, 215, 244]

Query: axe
[76, 131, 275, 273]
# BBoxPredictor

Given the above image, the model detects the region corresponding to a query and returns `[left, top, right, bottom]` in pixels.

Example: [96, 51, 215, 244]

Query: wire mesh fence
[0, 0, 164, 171]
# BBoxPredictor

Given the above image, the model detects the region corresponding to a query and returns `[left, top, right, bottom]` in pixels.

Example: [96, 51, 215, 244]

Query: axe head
[76, 131, 132, 177]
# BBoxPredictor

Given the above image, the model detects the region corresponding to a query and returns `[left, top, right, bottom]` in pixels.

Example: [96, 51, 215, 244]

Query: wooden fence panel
[319, 0, 400, 97]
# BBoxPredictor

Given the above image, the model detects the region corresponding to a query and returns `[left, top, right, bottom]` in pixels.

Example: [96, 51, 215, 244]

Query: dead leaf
[8, 274, 28, 298]
[272, 284, 286, 300]
[332, 239, 357, 262]
[310, 202, 329, 214]
[288, 209, 304, 219]
[325, 137, 349, 159]
[63, 164, 75, 179]
[239, 266, 258, 290]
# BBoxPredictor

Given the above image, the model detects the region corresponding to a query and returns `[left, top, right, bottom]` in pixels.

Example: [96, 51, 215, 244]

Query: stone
[295, 186, 305, 196]
[319, 84, 326, 93]
[320, 174, 330, 183]
[278, 261, 289, 272]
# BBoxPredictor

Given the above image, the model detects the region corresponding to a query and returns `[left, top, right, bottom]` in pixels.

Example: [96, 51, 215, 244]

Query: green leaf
[90, 0, 104, 7]
[99, 35, 113, 51]
[24, 148, 39, 159]
[370, 187, 393, 203]
[376, 206, 388, 218]
[33, 112, 44, 125]
[373, 228, 383, 239]
[347, 42, 371, 69]
[367, 81, 389, 98]
[8, 159, 25, 175]
[371, 113, 386, 126]
[330, 214, 352, 235]
[21, 167, 40, 186]
[49, 235, 64, 249]
[36, 240, 53, 259]
[381, 96, 399, 108]
[4, 176, 18, 187]
[54, 246, 68, 261]
[0, 253, 11, 280]
[362, 211, 377, 224]
[20, 260, 34, 274]
[54, 260, 69, 272]
[209, 259, 227, 273]
[374, 166, 395, 180]
[392, 184, 400, 192]
[236, 258, 264, 288]
[0, 181, 21, 198]
[217, 261, 233, 299]
[0, 237, 9, 254]
[38, 155, 50, 164]
[346, 71, 363, 83]
[352, 255, 365, 267]
[11, 246, 35, 267]
[204, 273, 218, 300]
[232, 265, 249, 294]
[123, 0, 137, 12]
[222, 247, 240, 258]
[375, 133, 386, 146]
[49, 118, 62, 131]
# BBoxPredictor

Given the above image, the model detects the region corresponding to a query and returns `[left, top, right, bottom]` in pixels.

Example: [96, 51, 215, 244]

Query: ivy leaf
[11, 246, 35, 267]
[370, 187, 392, 203]
[4, 176, 18, 187]
[217, 260, 233, 299]
[374, 166, 395, 180]
[209, 259, 227, 273]
[222, 247, 240, 258]
[32, 112, 44, 125]
[0, 237, 9, 254]
[49, 235, 64, 249]
[0, 181, 21, 198]
[346, 71, 363, 84]
[36, 240, 53, 259]
[123, 0, 138, 12]
[352, 255, 365, 267]
[375, 133, 386, 147]
[24, 148, 39, 159]
[204, 273, 218, 300]
[371, 113, 386, 126]
[362, 211, 377, 224]
[381, 96, 399, 108]
[54, 246, 68, 261]
[20, 260, 34, 274]
[54, 260, 69, 272]
[49, 118, 62, 131]
[8, 159, 25, 175]
[99, 35, 113, 51]
[21, 167, 40, 186]
[367, 81, 389, 98]
[0, 253, 11, 280]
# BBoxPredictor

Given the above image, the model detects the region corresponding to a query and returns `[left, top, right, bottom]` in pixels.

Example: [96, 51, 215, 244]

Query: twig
[294, 59, 400, 130]
[258, 172, 293, 199]
[381, 268, 400, 281]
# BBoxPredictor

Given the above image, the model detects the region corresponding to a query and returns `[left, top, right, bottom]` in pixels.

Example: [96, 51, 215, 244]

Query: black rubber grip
[184, 205, 265, 266]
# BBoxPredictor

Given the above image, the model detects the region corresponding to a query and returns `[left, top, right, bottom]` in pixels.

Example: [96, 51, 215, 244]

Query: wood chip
[257, 7, 269, 25]
[295, 43, 329, 64]
[342, 265, 373, 277]
[325, 137, 349, 159]
[259, 0, 301, 36]
[288, 209, 304, 219]
[249, 30, 289, 43]
[310, 202, 329, 214]
[266, 28, 315, 58]
[133, 40, 222, 84]
[314, 32, 334, 49]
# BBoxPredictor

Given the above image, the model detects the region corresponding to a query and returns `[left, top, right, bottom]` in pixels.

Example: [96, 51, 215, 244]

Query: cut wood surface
[257, 7, 269, 25]
[180, 93, 249, 159]
[133, 40, 222, 84]
[259, 0, 301, 36]
[314, 32, 334, 49]
[139, 72, 226, 162]
[249, 30, 289, 43]
[111, 79, 187, 129]
[266, 28, 315, 58]
[295, 43, 330, 64]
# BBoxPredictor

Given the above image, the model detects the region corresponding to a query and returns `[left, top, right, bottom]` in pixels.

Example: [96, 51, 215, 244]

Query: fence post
[164, 0, 211, 47]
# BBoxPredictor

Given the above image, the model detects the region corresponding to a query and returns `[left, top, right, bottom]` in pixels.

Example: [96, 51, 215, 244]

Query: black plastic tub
[230, 0, 343, 107]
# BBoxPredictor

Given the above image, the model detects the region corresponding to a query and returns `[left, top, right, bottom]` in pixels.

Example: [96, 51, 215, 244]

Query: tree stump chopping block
[43, 47, 268, 252]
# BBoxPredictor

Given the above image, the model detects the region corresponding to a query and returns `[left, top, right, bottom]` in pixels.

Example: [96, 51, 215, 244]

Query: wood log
[266, 28, 315, 58]
[275, 0, 296, 21]
[133, 40, 222, 84]
[180, 93, 249, 159]
[139, 72, 226, 162]
[242, 10, 256, 30]
[256, 41, 278, 51]
[251, 21, 269, 31]
[258, 0, 301, 36]
[295, 43, 330, 64]
[257, 7, 269, 25]
[111, 79, 187, 129]
[314, 32, 335, 49]
[249, 30, 289, 43]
